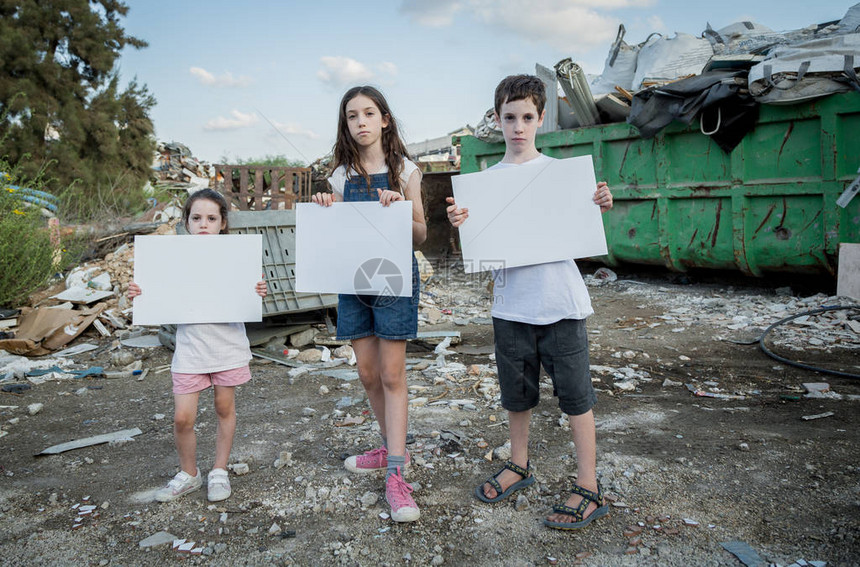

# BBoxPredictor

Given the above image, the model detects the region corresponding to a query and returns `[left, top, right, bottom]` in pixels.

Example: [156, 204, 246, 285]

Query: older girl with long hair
[312, 86, 426, 522]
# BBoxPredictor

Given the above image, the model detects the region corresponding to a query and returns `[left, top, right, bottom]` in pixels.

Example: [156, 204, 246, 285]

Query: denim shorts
[493, 317, 595, 415]
[336, 255, 420, 341]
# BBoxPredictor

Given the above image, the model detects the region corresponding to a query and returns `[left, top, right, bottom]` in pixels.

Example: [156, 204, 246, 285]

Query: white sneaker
[207, 468, 232, 502]
[155, 470, 202, 502]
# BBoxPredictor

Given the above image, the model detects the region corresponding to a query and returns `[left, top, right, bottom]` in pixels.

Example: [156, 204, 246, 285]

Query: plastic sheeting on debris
[840, 3, 860, 32]
[748, 33, 860, 104]
[0, 352, 72, 382]
[632, 33, 714, 90]
[706, 21, 775, 45]
[590, 25, 642, 96]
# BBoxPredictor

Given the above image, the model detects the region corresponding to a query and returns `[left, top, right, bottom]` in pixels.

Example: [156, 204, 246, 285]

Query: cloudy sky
[117, 1, 852, 165]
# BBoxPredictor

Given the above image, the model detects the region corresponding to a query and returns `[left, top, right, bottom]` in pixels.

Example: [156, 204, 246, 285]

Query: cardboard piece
[0, 304, 106, 356]
[451, 156, 607, 273]
[132, 235, 263, 325]
[295, 201, 412, 296]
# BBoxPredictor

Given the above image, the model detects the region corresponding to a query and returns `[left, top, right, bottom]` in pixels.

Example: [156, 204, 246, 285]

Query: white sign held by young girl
[132, 234, 263, 325]
[451, 156, 607, 273]
[295, 201, 412, 296]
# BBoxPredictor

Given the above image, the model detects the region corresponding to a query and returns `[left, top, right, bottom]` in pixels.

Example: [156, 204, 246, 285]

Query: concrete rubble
[152, 141, 213, 187]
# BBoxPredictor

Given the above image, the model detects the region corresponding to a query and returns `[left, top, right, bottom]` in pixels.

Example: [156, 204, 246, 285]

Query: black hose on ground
[756, 305, 860, 379]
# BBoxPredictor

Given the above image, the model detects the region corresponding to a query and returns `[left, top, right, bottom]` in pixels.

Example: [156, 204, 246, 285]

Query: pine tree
[0, 0, 156, 221]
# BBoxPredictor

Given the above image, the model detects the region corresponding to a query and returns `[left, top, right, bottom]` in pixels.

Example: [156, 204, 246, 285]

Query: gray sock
[386, 454, 406, 479]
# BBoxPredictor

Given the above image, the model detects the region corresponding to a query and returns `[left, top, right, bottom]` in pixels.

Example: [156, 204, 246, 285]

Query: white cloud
[317, 56, 375, 87]
[400, 0, 463, 27]
[405, 0, 655, 52]
[190, 66, 252, 88]
[203, 110, 259, 131]
[468, 0, 638, 51]
[272, 121, 320, 140]
[377, 61, 398, 76]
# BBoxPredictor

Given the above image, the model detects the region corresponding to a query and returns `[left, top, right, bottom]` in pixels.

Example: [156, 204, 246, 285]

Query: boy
[446, 74, 613, 530]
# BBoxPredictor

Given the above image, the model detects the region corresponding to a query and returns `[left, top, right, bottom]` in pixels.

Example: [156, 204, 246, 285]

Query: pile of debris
[152, 141, 213, 190]
[0, 221, 177, 362]
[476, 3, 860, 150]
[142, 142, 215, 223]
[309, 154, 335, 196]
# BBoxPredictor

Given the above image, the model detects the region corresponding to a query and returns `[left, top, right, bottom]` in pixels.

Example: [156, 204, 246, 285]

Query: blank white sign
[132, 234, 263, 325]
[451, 156, 607, 273]
[295, 201, 412, 296]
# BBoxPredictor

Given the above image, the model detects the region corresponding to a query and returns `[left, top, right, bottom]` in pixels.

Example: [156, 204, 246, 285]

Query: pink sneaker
[344, 446, 410, 474]
[386, 467, 420, 522]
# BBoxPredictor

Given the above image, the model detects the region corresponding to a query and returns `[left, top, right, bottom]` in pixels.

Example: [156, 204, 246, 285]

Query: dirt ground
[0, 264, 858, 567]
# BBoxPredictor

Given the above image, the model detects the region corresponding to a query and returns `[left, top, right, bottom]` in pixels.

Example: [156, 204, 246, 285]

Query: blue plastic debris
[25, 366, 105, 379]
[721, 541, 764, 567]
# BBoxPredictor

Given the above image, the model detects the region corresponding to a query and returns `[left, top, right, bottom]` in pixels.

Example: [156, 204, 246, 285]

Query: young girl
[128, 188, 267, 503]
[312, 86, 426, 522]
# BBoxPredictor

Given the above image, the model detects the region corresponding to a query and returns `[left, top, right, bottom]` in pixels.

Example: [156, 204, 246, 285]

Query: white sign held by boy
[451, 155, 607, 273]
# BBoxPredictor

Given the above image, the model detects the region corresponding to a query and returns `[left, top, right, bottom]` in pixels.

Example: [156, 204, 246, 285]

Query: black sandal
[543, 483, 609, 530]
[474, 460, 535, 503]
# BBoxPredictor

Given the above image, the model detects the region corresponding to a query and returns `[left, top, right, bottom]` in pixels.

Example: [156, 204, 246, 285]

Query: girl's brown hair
[332, 86, 411, 193]
[182, 188, 230, 234]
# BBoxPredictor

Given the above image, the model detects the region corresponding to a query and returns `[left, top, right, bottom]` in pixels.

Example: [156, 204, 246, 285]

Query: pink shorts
[172, 366, 251, 395]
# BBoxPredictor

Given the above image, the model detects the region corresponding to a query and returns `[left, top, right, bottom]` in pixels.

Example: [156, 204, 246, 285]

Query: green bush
[0, 169, 60, 308]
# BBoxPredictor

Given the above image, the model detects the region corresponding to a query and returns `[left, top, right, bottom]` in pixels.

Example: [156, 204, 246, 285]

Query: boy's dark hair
[494, 74, 546, 116]
[182, 188, 230, 234]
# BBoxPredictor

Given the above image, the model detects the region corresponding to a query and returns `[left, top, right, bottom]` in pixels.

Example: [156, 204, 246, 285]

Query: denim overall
[335, 172, 420, 341]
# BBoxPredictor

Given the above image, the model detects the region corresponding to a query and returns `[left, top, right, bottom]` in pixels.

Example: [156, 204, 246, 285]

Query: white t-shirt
[328, 158, 419, 197]
[171, 322, 252, 374]
[489, 154, 595, 325]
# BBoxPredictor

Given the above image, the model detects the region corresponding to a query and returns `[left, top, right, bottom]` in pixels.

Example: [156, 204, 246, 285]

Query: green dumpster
[458, 92, 860, 276]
